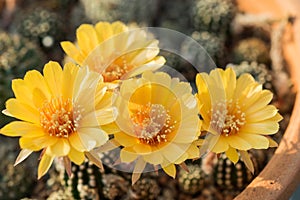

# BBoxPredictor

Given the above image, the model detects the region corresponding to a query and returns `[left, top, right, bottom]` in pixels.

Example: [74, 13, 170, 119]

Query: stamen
[40, 97, 82, 138]
[210, 99, 246, 136]
[102, 56, 131, 82]
[130, 102, 176, 145]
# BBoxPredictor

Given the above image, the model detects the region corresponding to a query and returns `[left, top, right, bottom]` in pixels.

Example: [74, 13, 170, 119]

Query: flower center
[211, 100, 246, 136]
[40, 97, 82, 138]
[102, 56, 131, 82]
[130, 103, 176, 145]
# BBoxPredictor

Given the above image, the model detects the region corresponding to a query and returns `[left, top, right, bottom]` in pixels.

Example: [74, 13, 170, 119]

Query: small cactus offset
[227, 61, 273, 90]
[80, 0, 159, 26]
[157, 0, 193, 34]
[177, 163, 209, 196]
[128, 176, 161, 200]
[181, 31, 226, 67]
[0, 31, 46, 125]
[192, 0, 237, 34]
[15, 8, 64, 49]
[102, 174, 129, 200]
[231, 37, 270, 65]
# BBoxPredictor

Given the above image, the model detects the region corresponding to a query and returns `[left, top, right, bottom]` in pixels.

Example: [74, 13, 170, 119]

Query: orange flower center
[102, 56, 132, 82]
[40, 97, 82, 138]
[211, 100, 246, 136]
[130, 103, 176, 145]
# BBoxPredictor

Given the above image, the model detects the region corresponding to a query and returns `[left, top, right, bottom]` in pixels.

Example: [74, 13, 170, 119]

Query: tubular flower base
[0, 61, 115, 179]
[101, 71, 201, 184]
[61, 21, 165, 83]
[195, 68, 282, 172]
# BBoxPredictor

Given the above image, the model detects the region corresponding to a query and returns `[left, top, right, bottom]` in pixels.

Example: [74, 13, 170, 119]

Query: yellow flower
[195, 68, 282, 172]
[107, 71, 200, 184]
[0, 61, 114, 179]
[61, 21, 165, 83]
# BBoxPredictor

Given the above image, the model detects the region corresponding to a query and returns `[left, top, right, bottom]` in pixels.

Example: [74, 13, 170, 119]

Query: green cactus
[177, 163, 209, 196]
[227, 61, 273, 90]
[15, 8, 64, 49]
[192, 0, 237, 34]
[58, 159, 104, 200]
[0, 31, 46, 126]
[213, 150, 267, 193]
[231, 37, 270, 65]
[157, 0, 194, 34]
[0, 136, 38, 199]
[128, 176, 161, 200]
[102, 174, 129, 200]
[181, 31, 226, 67]
[79, 0, 159, 26]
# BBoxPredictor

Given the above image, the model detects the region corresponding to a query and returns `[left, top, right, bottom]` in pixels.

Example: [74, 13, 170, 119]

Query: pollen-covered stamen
[102, 55, 132, 82]
[131, 103, 176, 145]
[40, 97, 83, 138]
[210, 100, 246, 136]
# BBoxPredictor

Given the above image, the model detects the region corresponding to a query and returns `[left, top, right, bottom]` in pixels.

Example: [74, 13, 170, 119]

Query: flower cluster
[0, 21, 282, 184]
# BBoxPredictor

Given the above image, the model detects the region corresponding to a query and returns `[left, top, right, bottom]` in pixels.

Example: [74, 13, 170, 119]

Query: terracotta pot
[234, 0, 300, 200]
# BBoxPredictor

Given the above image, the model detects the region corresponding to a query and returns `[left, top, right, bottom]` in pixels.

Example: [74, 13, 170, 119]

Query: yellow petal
[69, 132, 86, 152]
[101, 123, 121, 135]
[238, 133, 270, 149]
[20, 136, 57, 151]
[77, 24, 98, 53]
[81, 108, 115, 127]
[206, 69, 227, 104]
[43, 61, 63, 97]
[225, 147, 239, 164]
[240, 84, 262, 107]
[225, 135, 252, 150]
[243, 90, 273, 113]
[62, 62, 79, 100]
[95, 22, 114, 42]
[143, 151, 163, 165]
[211, 136, 229, 153]
[234, 74, 255, 100]
[38, 154, 54, 179]
[133, 143, 152, 154]
[60, 41, 82, 64]
[132, 156, 146, 185]
[242, 120, 280, 135]
[222, 68, 236, 99]
[162, 143, 185, 163]
[96, 108, 116, 125]
[95, 87, 112, 110]
[68, 147, 85, 165]
[85, 151, 104, 171]
[78, 128, 109, 150]
[120, 147, 138, 163]
[111, 21, 128, 35]
[32, 88, 48, 108]
[47, 139, 70, 157]
[12, 79, 33, 106]
[162, 163, 176, 178]
[23, 70, 50, 99]
[240, 150, 254, 174]
[246, 105, 279, 122]
[114, 132, 137, 147]
[14, 149, 33, 166]
[267, 137, 278, 147]
[0, 121, 41, 137]
[186, 143, 200, 159]
[6, 98, 40, 123]
[92, 139, 120, 153]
